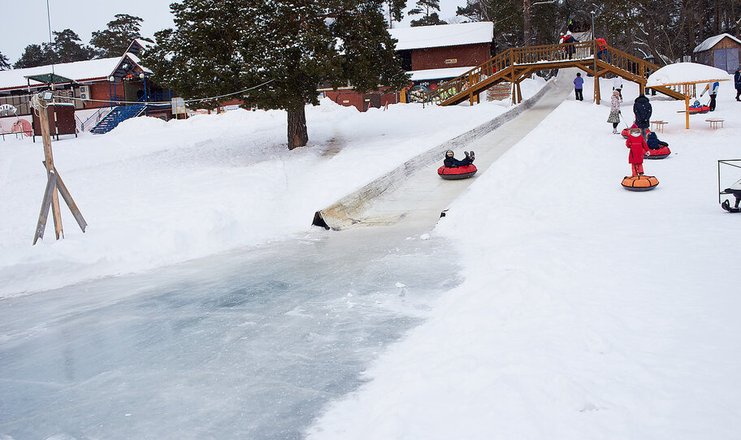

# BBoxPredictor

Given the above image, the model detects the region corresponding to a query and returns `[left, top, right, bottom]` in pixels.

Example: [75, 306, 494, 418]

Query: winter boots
[464, 151, 476, 162]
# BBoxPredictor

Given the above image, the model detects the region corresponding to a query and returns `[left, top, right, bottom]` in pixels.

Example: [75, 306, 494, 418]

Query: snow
[389, 22, 494, 51]
[693, 33, 741, 53]
[0, 83, 544, 298]
[647, 62, 732, 87]
[307, 75, 741, 439]
[408, 66, 474, 81]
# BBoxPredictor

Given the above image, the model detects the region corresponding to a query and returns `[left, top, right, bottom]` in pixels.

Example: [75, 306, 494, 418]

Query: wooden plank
[33, 173, 57, 245]
[54, 168, 88, 233]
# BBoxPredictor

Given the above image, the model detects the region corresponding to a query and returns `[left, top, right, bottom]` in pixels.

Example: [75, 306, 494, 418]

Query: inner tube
[645, 146, 671, 159]
[621, 175, 659, 191]
[689, 105, 710, 114]
[438, 164, 477, 180]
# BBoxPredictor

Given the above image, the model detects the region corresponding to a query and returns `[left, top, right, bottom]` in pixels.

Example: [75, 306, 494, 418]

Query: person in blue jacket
[633, 94, 652, 140]
[574, 72, 584, 101]
[646, 132, 668, 150]
[700, 81, 720, 111]
[443, 150, 475, 167]
[734, 68, 741, 101]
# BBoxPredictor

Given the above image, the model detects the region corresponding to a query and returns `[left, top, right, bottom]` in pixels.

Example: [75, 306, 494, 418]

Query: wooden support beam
[594, 75, 601, 105]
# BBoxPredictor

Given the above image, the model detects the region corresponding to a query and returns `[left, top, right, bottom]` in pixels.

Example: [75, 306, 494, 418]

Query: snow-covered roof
[646, 62, 731, 87]
[409, 66, 474, 81]
[693, 33, 741, 53]
[389, 22, 493, 51]
[0, 54, 152, 92]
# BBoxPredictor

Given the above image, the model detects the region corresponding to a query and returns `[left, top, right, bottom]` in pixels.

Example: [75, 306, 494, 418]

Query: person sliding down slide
[443, 150, 475, 168]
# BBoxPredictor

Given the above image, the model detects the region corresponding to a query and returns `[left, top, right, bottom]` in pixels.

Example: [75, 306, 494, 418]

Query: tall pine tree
[91, 14, 145, 58]
[0, 51, 10, 70]
[14, 44, 56, 68]
[52, 29, 95, 63]
[145, 0, 409, 150]
[409, 0, 447, 26]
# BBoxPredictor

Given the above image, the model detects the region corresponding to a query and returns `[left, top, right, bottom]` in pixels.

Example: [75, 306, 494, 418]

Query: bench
[706, 118, 724, 129]
[650, 120, 668, 133]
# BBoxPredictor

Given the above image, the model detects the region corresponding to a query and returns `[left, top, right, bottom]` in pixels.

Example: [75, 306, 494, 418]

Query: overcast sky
[3, 0, 468, 64]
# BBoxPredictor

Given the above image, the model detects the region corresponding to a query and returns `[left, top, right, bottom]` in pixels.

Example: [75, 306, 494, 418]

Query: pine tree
[145, 0, 409, 150]
[52, 29, 95, 63]
[91, 14, 144, 58]
[14, 44, 56, 68]
[0, 51, 10, 70]
[409, 0, 447, 26]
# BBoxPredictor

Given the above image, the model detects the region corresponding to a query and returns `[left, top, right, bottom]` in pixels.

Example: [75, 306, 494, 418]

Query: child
[700, 81, 720, 111]
[574, 73, 584, 101]
[646, 132, 668, 150]
[626, 128, 649, 176]
[607, 90, 622, 133]
[443, 150, 475, 167]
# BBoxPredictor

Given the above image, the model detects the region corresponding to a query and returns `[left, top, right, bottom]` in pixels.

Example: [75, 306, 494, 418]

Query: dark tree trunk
[287, 104, 308, 150]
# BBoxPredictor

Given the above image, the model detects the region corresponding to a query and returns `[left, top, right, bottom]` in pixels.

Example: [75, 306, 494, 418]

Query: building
[693, 33, 741, 73]
[0, 39, 171, 120]
[322, 22, 494, 110]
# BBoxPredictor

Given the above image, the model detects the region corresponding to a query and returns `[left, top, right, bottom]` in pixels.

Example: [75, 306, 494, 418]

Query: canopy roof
[646, 62, 730, 87]
[23, 73, 74, 85]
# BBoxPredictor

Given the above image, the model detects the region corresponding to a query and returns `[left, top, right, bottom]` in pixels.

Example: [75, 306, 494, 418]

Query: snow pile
[307, 79, 741, 438]
[647, 63, 731, 87]
[0, 80, 545, 298]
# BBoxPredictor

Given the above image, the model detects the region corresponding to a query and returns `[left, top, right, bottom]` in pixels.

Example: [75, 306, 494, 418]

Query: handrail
[426, 40, 684, 106]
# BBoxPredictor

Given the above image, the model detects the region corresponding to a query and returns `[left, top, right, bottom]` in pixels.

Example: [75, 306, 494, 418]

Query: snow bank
[307, 79, 741, 439]
[0, 79, 545, 298]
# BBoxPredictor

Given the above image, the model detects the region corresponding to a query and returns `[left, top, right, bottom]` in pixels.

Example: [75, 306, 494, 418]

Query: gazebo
[646, 62, 730, 129]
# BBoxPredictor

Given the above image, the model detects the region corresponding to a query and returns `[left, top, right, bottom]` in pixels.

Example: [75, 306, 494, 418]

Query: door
[714, 48, 727, 71]
[726, 48, 740, 73]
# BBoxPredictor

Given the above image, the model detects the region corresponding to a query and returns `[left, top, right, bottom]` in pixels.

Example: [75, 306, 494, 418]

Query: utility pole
[523, 0, 531, 46]
[31, 92, 87, 245]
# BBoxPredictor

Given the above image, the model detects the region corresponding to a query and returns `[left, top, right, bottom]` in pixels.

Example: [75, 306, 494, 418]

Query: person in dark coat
[443, 150, 475, 168]
[633, 94, 652, 140]
[646, 132, 668, 150]
[734, 68, 741, 101]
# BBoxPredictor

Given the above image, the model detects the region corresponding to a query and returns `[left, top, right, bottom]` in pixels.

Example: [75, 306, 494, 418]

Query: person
[626, 127, 649, 176]
[700, 81, 720, 111]
[721, 178, 741, 212]
[633, 94, 652, 140]
[443, 150, 475, 168]
[607, 90, 622, 133]
[574, 73, 584, 101]
[735, 68, 741, 101]
[646, 131, 668, 150]
[595, 37, 608, 61]
[562, 31, 577, 59]
[612, 76, 624, 99]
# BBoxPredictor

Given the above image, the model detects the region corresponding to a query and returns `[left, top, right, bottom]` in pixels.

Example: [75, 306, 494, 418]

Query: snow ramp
[312, 70, 575, 231]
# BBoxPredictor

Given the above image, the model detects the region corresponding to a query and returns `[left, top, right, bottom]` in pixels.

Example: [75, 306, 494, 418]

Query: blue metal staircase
[91, 104, 147, 134]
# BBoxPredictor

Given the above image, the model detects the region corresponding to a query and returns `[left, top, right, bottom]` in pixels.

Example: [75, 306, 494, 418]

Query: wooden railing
[425, 40, 685, 105]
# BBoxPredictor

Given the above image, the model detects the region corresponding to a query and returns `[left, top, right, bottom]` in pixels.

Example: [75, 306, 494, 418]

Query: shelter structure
[646, 62, 730, 129]
[693, 33, 741, 74]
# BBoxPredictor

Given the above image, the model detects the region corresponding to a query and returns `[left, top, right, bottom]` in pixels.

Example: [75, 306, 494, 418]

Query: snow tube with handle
[438, 164, 477, 180]
[621, 175, 659, 191]
[621, 127, 651, 139]
[645, 146, 671, 159]
[689, 105, 710, 114]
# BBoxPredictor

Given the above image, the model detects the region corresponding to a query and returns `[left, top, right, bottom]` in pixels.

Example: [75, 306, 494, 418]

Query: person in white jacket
[700, 81, 720, 111]
[612, 76, 624, 99]
[606, 90, 622, 133]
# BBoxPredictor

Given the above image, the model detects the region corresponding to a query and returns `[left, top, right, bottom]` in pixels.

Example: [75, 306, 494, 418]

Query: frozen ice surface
[0, 227, 460, 439]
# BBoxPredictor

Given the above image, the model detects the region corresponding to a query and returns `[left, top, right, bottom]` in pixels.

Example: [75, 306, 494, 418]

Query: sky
[2, 0, 468, 65]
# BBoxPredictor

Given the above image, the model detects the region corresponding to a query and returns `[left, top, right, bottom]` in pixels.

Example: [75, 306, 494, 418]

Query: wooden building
[322, 22, 494, 110]
[0, 39, 170, 119]
[693, 33, 741, 73]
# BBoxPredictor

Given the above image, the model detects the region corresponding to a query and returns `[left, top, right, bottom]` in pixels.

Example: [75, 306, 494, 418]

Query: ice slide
[313, 69, 576, 232]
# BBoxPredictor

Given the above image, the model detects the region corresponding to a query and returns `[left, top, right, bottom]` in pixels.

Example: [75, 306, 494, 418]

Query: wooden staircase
[427, 41, 685, 106]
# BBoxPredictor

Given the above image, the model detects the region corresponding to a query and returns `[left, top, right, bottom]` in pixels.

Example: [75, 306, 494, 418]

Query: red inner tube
[438, 164, 477, 175]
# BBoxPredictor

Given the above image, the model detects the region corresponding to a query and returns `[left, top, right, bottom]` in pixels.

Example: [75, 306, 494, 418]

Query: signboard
[171, 97, 186, 115]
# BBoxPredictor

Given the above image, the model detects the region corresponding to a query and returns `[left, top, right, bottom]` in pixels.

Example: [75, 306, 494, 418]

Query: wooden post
[685, 95, 690, 129]
[37, 101, 64, 239]
[594, 75, 601, 105]
[516, 80, 522, 103]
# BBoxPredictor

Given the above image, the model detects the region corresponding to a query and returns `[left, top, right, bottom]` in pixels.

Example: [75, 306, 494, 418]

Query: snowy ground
[0, 78, 544, 298]
[306, 77, 741, 439]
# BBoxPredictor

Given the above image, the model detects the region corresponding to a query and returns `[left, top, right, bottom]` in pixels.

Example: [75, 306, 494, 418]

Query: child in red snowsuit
[626, 128, 649, 176]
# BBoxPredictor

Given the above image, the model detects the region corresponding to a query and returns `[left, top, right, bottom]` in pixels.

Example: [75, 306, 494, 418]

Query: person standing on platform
[574, 72, 584, 101]
[700, 81, 720, 111]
